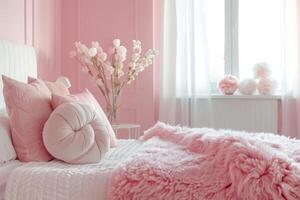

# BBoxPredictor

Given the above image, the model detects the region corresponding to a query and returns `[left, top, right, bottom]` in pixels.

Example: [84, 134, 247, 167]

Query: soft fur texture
[2, 75, 53, 162]
[108, 122, 300, 200]
[43, 103, 110, 164]
[51, 89, 118, 147]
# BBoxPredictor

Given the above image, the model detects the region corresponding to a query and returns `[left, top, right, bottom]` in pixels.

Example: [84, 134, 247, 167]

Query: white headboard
[0, 40, 37, 109]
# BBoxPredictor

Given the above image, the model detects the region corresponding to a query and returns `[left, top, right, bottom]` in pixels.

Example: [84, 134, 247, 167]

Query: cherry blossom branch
[70, 39, 158, 119]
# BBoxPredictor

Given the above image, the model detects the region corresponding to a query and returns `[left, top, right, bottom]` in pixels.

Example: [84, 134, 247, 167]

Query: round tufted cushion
[43, 103, 110, 164]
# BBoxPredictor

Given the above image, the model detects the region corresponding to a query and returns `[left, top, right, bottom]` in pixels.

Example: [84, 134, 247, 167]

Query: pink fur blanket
[107, 122, 300, 200]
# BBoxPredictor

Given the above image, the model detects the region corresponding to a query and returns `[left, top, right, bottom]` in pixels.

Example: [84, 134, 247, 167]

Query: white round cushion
[43, 103, 110, 164]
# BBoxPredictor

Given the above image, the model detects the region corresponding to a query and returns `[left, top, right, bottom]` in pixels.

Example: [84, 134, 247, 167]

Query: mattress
[5, 139, 142, 200]
[0, 160, 23, 200]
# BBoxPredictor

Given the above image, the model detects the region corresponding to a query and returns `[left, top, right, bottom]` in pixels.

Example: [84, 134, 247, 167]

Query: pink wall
[1, 0, 300, 135]
[0, 0, 162, 132]
[0, 0, 25, 44]
[61, 0, 162, 131]
[0, 0, 61, 80]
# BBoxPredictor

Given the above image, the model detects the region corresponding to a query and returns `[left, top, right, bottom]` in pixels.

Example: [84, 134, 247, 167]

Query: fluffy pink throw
[108, 122, 300, 200]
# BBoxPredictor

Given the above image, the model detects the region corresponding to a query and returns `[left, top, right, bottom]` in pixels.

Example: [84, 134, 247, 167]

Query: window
[206, 0, 225, 84]
[239, 0, 283, 83]
[204, 0, 285, 91]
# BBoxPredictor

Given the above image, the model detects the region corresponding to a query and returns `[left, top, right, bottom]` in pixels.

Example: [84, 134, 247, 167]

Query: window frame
[210, 0, 239, 94]
[224, 0, 239, 77]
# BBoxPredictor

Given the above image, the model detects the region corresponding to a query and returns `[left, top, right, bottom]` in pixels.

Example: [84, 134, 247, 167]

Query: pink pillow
[28, 77, 70, 95]
[2, 75, 53, 161]
[51, 89, 118, 147]
[43, 103, 110, 164]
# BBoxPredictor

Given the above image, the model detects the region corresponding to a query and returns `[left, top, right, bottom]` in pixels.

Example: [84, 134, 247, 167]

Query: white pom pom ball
[238, 78, 257, 95]
[253, 63, 272, 79]
[257, 78, 277, 95]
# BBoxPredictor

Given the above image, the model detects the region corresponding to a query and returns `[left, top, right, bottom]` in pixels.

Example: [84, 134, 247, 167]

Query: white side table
[112, 124, 141, 139]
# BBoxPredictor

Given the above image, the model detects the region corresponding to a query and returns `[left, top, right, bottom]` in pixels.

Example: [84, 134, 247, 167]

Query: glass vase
[107, 92, 120, 125]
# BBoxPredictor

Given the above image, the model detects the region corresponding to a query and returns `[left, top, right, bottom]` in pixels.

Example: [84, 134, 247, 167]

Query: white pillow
[0, 111, 16, 163]
[43, 103, 110, 164]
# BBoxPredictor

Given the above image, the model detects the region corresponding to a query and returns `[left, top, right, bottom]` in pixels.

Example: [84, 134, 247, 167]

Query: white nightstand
[112, 124, 141, 139]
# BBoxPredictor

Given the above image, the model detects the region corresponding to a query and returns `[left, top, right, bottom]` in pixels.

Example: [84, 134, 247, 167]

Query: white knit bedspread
[5, 140, 142, 200]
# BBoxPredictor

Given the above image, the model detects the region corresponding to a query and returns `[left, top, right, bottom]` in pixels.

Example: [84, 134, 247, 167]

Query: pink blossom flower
[91, 41, 99, 48]
[99, 52, 107, 61]
[71, 38, 158, 113]
[95, 78, 104, 87]
[113, 39, 120, 47]
[133, 40, 141, 48]
[116, 46, 127, 55]
[105, 65, 114, 75]
[88, 48, 97, 57]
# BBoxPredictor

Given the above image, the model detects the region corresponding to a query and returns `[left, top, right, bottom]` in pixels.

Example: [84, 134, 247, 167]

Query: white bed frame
[0, 41, 37, 110]
[0, 40, 70, 110]
[0, 40, 72, 200]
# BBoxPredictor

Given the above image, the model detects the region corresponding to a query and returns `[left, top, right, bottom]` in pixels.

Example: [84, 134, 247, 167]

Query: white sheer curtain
[159, 0, 213, 126]
[281, 0, 300, 138]
[160, 0, 300, 134]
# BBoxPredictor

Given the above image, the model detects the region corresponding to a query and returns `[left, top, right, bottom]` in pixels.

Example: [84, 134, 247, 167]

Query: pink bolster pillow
[43, 103, 110, 164]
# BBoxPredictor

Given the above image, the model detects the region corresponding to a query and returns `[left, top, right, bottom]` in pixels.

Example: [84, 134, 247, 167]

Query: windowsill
[177, 94, 281, 100]
[209, 94, 281, 100]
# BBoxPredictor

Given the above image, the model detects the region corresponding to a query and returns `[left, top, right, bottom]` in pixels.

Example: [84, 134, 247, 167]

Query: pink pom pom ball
[218, 75, 239, 95]
[238, 78, 257, 95]
[253, 63, 272, 79]
[257, 78, 277, 95]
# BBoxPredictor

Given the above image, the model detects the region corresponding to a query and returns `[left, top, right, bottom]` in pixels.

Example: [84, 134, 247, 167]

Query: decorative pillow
[51, 89, 118, 147]
[43, 103, 110, 164]
[2, 75, 53, 162]
[28, 77, 70, 95]
[0, 111, 16, 163]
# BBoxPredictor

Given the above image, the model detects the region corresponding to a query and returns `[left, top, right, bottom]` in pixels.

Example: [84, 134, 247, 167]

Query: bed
[0, 40, 36, 200]
[1, 40, 300, 200]
[0, 161, 22, 200]
[4, 140, 142, 200]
